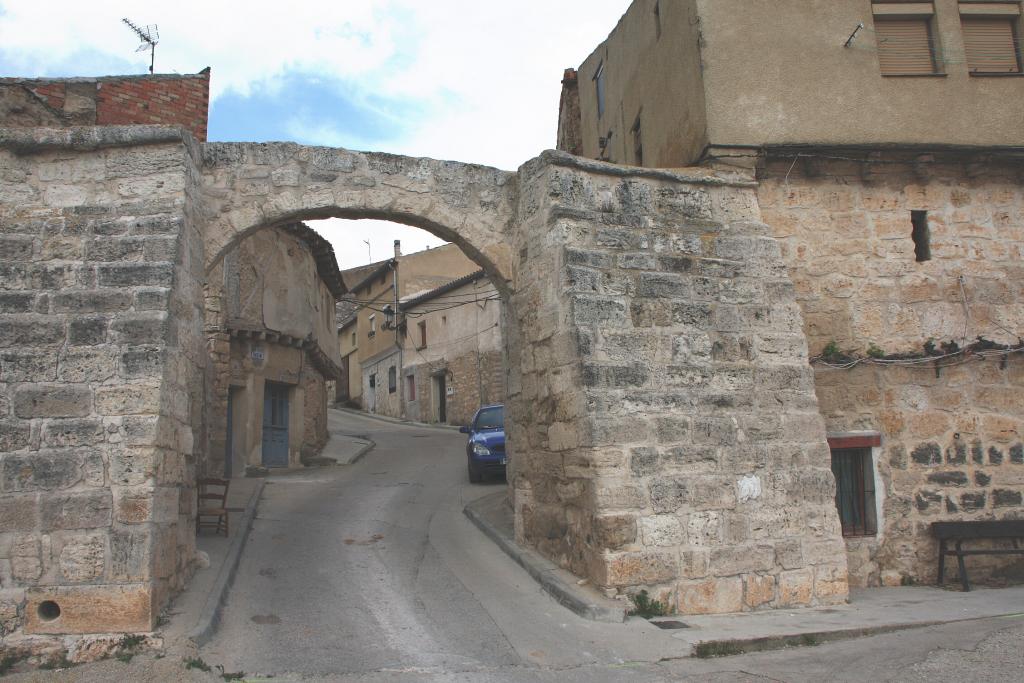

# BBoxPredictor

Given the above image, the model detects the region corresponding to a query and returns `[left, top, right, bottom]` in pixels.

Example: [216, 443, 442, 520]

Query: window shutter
[962, 17, 1021, 73]
[875, 17, 937, 74]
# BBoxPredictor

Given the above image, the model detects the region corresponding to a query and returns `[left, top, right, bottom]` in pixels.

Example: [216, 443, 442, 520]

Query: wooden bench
[932, 520, 1024, 592]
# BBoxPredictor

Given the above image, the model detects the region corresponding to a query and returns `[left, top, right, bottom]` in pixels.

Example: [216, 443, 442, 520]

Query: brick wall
[0, 71, 210, 142]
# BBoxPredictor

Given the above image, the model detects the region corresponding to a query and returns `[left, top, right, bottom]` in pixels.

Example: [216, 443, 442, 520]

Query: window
[911, 210, 931, 262]
[594, 62, 606, 118]
[368, 314, 376, 337]
[388, 366, 397, 393]
[831, 447, 878, 537]
[631, 114, 643, 166]
[407, 374, 416, 401]
[369, 373, 376, 389]
[654, 1, 662, 39]
[351, 332, 356, 347]
[961, 5, 1022, 74]
[417, 321, 427, 348]
[873, 4, 941, 75]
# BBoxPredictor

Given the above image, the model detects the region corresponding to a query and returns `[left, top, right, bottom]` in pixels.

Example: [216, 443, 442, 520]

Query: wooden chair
[196, 478, 230, 536]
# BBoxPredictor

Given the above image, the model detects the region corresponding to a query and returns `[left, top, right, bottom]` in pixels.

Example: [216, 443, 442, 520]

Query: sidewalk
[162, 477, 264, 648]
[466, 491, 1024, 657]
[321, 408, 375, 464]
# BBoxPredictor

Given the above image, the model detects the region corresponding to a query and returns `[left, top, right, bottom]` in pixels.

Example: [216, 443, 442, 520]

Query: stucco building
[205, 223, 345, 475]
[341, 242, 480, 419]
[401, 270, 505, 426]
[558, 0, 1024, 587]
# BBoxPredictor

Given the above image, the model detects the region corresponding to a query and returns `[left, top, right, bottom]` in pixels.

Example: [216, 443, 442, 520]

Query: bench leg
[937, 539, 946, 585]
[955, 541, 970, 592]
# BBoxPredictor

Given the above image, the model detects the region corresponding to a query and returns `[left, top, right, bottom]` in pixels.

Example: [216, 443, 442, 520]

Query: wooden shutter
[962, 17, 1021, 73]
[875, 17, 937, 74]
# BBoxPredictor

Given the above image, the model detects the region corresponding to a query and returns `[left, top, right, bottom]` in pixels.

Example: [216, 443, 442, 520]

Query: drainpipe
[392, 240, 403, 419]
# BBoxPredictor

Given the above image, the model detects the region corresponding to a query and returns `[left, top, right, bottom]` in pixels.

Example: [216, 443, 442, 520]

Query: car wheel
[468, 460, 483, 483]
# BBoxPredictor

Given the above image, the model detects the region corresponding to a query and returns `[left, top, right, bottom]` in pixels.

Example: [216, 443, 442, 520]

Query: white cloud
[1, 0, 630, 269]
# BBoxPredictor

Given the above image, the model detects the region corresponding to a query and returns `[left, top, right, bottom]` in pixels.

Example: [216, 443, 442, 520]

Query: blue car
[460, 404, 506, 483]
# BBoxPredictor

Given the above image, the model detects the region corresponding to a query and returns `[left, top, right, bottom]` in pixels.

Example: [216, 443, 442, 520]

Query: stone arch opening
[206, 209, 514, 301]
[202, 213, 512, 480]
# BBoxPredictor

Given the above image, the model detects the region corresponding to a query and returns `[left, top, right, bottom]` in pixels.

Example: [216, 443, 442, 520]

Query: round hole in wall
[37, 600, 61, 622]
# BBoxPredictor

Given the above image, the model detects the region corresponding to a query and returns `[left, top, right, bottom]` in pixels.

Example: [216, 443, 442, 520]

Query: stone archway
[199, 144, 517, 294]
[1, 127, 848, 645]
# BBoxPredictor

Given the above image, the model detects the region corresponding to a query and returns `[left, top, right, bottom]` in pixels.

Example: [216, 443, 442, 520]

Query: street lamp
[382, 304, 396, 330]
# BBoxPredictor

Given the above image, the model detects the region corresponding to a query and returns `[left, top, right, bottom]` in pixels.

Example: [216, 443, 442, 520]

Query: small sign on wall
[251, 348, 266, 362]
[446, 386, 454, 396]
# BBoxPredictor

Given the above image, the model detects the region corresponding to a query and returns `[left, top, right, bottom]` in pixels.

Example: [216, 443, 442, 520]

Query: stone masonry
[759, 153, 1024, 587]
[0, 126, 206, 649]
[507, 153, 847, 613]
[2, 126, 846, 649]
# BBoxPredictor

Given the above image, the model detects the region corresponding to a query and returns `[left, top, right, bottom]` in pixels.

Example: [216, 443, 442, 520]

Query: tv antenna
[122, 18, 159, 74]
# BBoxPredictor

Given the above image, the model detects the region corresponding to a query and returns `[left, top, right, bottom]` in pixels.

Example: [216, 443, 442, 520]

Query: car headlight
[472, 442, 491, 457]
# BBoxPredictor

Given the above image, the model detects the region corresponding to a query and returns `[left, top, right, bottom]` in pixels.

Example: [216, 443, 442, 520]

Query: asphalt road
[198, 410, 685, 678]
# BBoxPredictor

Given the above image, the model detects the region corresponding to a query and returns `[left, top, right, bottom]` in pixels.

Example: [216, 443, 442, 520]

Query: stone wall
[0, 127, 205, 646]
[759, 154, 1024, 586]
[507, 152, 848, 613]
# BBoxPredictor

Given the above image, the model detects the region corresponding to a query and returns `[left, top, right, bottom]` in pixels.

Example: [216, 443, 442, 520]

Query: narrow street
[197, 410, 683, 678]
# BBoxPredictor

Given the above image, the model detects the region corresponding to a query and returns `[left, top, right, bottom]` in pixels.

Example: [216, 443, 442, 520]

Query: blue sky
[0, 0, 630, 268]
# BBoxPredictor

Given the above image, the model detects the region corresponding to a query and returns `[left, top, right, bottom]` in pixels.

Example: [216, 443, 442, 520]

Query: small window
[831, 447, 878, 537]
[388, 366, 397, 393]
[961, 15, 1022, 74]
[911, 210, 931, 262]
[654, 1, 662, 39]
[351, 332, 356, 347]
[442, 315, 447, 325]
[873, 6, 941, 75]
[418, 321, 427, 348]
[593, 62, 606, 118]
[369, 373, 376, 389]
[631, 114, 643, 166]
[369, 314, 376, 337]
[407, 375, 416, 401]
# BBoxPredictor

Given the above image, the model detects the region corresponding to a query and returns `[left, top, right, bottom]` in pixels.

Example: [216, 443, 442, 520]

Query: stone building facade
[204, 222, 344, 476]
[401, 270, 505, 426]
[1, 64, 870, 653]
[558, 0, 1024, 587]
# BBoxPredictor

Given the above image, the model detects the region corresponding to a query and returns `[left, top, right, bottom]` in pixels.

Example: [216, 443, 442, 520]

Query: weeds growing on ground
[184, 656, 212, 672]
[627, 589, 671, 618]
[39, 653, 75, 670]
[694, 641, 745, 658]
[0, 654, 20, 675]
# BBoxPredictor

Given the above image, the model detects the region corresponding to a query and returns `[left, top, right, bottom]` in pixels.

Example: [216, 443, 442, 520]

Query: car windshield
[475, 407, 504, 430]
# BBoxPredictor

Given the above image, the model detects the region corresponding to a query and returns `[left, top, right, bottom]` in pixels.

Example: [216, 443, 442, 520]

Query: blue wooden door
[261, 383, 289, 468]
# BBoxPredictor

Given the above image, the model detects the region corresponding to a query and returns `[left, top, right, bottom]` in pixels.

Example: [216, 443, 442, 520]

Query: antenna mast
[122, 18, 159, 74]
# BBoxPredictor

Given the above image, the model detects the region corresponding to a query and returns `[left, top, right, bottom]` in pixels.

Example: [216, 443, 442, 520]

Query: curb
[188, 478, 265, 647]
[331, 405, 463, 432]
[346, 439, 375, 465]
[689, 614, 1024, 658]
[464, 492, 626, 624]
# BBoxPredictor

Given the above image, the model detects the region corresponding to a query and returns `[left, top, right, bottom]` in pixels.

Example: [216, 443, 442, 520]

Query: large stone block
[603, 550, 677, 587]
[40, 492, 112, 531]
[12, 385, 91, 418]
[2, 449, 98, 492]
[677, 576, 743, 615]
[24, 584, 154, 634]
